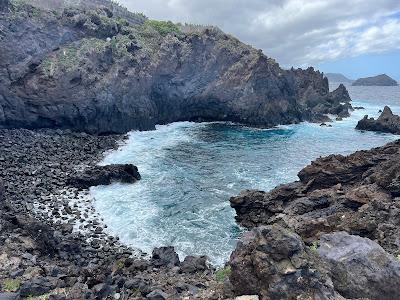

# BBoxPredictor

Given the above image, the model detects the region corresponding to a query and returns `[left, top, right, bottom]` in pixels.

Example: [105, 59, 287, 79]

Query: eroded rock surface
[356, 106, 400, 134]
[229, 225, 342, 299]
[0, 1, 351, 134]
[230, 140, 400, 256]
[317, 232, 400, 300]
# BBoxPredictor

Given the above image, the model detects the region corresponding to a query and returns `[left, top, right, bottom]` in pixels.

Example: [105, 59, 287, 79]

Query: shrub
[2, 279, 20, 292]
[215, 266, 231, 282]
[309, 241, 318, 251]
[145, 19, 181, 36]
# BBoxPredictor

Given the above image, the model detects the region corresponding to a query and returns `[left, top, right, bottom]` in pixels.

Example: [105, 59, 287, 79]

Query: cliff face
[0, 1, 351, 134]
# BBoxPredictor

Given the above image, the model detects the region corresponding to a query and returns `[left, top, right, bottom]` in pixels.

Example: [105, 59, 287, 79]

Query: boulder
[229, 225, 341, 299]
[151, 247, 180, 268]
[68, 164, 141, 189]
[317, 232, 400, 300]
[146, 289, 168, 300]
[180, 255, 210, 273]
[356, 106, 400, 134]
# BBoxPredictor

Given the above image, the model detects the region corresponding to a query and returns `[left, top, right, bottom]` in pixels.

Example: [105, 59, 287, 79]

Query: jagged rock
[68, 164, 141, 189]
[151, 247, 180, 268]
[0, 3, 351, 134]
[19, 277, 52, 297]
[230, 140, 400, 255]
[180, 256, 210, 274]
[317, 232, 400, 300]
[229, 225, 341, 299]
[356, 106, 400, 134]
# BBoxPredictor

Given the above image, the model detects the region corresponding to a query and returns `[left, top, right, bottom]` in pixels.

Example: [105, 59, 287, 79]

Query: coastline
[0, 129, 224, 299]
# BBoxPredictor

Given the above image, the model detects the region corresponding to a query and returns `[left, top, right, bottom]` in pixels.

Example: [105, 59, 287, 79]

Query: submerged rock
[356, 106, 400, 134]
[68, 164, 141, 189]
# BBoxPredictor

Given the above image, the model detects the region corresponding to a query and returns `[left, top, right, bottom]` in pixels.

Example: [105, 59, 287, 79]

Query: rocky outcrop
[68, 164, 141, 189]
[352, 74, 398, 86]
[229, 225, 341, 299]
[230, 140, 400, 256]
[229, 226, 400, 300]
[317, 232, 400, 300]
[356, 106, 400, 134]
[0, 1, 351, 134]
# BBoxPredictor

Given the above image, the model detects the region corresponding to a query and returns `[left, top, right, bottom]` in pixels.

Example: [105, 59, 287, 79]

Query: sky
[118, 0, 400, 80]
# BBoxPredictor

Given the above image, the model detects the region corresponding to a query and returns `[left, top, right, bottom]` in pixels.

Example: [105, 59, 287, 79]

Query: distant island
[352, 74, 398, 86]
[325, 73, 354, 83]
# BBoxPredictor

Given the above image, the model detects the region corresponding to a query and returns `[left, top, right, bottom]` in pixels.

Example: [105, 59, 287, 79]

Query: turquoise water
[91, 85, 400, 265]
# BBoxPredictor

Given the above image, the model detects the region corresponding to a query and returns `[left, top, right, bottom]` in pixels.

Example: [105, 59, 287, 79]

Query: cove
[91, 94, 399, 266]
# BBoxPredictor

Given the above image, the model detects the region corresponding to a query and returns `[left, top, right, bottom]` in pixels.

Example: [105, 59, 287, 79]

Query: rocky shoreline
[356, 106, 400, 134]
[0, 129, 226, 300]
[229, 139, 400, 299]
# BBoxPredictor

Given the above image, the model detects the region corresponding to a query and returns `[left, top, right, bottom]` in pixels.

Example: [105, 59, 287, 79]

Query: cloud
[118, 0, 400, 67]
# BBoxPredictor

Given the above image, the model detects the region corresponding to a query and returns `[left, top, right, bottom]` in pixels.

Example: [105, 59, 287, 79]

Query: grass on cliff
[2, 278, 20, 292]
[215, 266, 231, 282]
[145, 19, 181, 36]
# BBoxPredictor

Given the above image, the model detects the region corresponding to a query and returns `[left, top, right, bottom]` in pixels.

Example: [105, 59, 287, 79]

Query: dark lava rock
[356, 106, 400, 134]
[151, 247, 180, 268]
[146, 289, 168, 300]
[352, 74, 398, 86]
[230, 139, 400, 256]
[229, 225, 339, 299]
[20, 277, 52, 297]
[68, 164, 141, 189]
[0, 3, 351, 134]
[0, 293, 19, 300]
[317, 231, 400, 300]
[180, 256, 210, 274]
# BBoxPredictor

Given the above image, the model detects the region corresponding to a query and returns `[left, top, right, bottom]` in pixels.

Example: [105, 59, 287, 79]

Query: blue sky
[318, 50, 400, 81]
[121, 0, 400, 80]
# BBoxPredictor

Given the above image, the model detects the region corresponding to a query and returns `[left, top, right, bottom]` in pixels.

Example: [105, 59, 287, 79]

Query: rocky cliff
[356, 106, 400, 134]
[229, 140, 400, 299]
[0, 0, 351, 134]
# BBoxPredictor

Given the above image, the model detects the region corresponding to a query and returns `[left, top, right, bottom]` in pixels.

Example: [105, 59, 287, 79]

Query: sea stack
[356, 106, 400, 134]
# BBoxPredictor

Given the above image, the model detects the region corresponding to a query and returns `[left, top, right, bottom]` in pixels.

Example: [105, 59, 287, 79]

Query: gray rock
[180, 255, 209, 273]
[151, 246, 180, 268]
[229, 225, 341, 299]
[356, 106, 400, 134]
[146, 289, 168, 300]
[0, 293, 19, 300]
[317, 232, 400, 300]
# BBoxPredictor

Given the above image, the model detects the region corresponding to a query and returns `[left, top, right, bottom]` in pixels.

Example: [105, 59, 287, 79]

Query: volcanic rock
[317, 231, 400, 300]
[356, 106, 400, 134]
[68, 164, 141, 189]
[0, 1, 352, 134]
[352, 74, 398, 86]
[230, 139, 400, 255]
[229, 225, 341, 299]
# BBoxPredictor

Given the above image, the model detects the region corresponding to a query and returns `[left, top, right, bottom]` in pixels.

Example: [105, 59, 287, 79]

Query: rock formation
[230, 139, 400, 255]
[352, 74, 398, 86]
[0, 0, 351, 134]
[68, 164, 141, 189]
[229, 141, 400, 299]
[356, 106, 400, 134]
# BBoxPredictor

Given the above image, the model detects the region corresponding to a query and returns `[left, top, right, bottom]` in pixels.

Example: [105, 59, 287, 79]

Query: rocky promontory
[352, 74, 398, 86]
[229, 140, 400, 299]
[356, 106, 400, 134]
[0, 0, 351, 134]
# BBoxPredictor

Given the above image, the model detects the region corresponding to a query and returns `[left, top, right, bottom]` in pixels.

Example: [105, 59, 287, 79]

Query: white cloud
[118, 0, 400, 67]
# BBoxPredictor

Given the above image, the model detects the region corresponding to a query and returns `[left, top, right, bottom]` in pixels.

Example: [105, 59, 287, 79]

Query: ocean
[91, 83, 400, 265]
